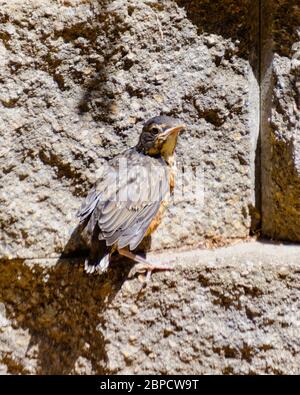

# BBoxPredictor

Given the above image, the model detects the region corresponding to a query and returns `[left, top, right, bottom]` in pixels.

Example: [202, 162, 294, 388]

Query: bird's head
[137, 116, 185, 162]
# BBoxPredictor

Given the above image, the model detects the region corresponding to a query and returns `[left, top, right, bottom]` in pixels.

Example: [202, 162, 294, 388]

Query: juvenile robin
[77, 115, 185, 280]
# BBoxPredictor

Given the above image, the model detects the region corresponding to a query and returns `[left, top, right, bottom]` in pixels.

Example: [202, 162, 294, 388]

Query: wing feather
[78, 150, 170, 250]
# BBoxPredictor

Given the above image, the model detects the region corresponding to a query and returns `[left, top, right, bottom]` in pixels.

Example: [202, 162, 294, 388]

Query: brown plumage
[77, 115, 185, 277]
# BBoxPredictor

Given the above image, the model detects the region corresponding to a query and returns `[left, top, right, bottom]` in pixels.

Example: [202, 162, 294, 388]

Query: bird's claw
[128, 262, 174, 286]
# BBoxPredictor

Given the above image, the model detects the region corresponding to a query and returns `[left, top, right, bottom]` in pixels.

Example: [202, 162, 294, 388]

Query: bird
[76, 115, 185, 281]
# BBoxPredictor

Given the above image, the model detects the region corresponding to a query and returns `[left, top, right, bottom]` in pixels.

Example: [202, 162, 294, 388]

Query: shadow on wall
[261, 0, 300, 240]
[0, 250, 133, 374]
[77, 0, 260, 127]
[272, 0, 300, 57]
[76, 0, 132, 125]
[0, 221, 150, 374]
[174, 0, 259, 74]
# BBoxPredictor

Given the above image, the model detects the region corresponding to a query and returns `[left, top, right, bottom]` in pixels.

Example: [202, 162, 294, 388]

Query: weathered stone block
[1, 242, 300, 374]
[0, 0, 259, 259]
[261, 0, 300, 241]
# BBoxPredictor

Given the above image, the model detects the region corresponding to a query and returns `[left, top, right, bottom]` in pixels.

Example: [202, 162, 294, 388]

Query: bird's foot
[132, 262, 173, 273]
[130, 262, 174, 286]
[118, 248, 174, 286]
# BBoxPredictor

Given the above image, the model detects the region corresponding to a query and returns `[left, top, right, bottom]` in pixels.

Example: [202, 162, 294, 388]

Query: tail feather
[83, 221, 111, 274]
[84, 253, 110, 274]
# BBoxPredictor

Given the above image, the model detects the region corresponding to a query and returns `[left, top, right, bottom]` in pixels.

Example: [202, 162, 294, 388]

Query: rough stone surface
[1, 0, 300, 377]
[1, 242, 300, 375]
[0, 0, 258, 259]
[261, 0, 300, 241]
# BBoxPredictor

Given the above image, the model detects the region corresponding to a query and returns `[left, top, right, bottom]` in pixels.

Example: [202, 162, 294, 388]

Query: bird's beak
[160, 124, 186, 139]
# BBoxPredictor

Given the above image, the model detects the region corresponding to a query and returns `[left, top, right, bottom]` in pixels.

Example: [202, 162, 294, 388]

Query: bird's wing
[77, 152, 170, 251]
[76, 166, 115, 224]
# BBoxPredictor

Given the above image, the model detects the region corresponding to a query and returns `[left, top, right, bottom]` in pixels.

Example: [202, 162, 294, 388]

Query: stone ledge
[1, 241, 300, 374]
[5, 238, 300, 266]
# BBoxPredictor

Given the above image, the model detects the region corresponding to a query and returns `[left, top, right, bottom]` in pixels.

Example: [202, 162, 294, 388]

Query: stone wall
[0, 0, 299, 375]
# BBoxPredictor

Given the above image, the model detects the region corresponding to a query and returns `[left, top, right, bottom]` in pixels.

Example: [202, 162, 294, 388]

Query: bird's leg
[118, 248, 174, 282]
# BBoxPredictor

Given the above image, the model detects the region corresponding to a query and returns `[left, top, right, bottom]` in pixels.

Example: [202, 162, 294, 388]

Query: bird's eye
[151, 127, 160, 135]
